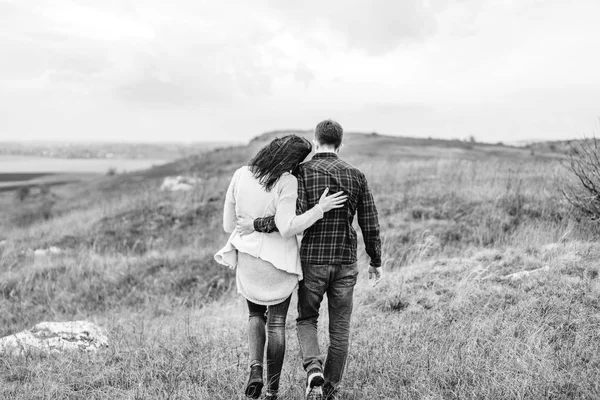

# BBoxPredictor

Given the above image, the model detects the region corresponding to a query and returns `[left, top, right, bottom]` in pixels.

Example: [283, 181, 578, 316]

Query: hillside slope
[1, 131, 598, 399]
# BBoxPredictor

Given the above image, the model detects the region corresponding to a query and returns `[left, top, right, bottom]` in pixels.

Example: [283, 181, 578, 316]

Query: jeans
[247, 295, 292, 395]
[297, 263, 358, 393]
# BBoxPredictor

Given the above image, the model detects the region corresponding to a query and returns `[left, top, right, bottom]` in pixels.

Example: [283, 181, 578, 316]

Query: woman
[214, 135, 346, 399]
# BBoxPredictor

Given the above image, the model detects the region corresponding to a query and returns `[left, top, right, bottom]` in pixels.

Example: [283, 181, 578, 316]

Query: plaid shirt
[253, 152, 382, 268]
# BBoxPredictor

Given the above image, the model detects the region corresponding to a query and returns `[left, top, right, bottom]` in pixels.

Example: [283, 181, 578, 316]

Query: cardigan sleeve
[222, 169, 240, 233]
[274, 174, 324, 238]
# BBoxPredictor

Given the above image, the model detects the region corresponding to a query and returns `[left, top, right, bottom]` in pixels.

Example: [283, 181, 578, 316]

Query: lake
[0, 156, 167, 174]
[0, 156, 168, 190]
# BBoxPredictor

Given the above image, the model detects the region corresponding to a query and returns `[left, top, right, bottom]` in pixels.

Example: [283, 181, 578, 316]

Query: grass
[1, 134, 599, 399]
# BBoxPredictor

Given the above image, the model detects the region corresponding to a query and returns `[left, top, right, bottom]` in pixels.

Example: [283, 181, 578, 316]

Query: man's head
[314, 119, 343, 152]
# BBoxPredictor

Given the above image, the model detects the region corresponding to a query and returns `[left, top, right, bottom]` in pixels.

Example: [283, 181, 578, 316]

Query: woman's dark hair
[249, 135, 312, 191]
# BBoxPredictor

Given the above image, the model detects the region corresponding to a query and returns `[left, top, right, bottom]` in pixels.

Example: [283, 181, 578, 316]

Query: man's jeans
[247, 295, 292, 395]
[297, 262, 358, 391]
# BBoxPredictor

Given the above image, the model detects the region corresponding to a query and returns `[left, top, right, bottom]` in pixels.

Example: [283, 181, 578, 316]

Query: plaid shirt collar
[311, 152, 339, 160]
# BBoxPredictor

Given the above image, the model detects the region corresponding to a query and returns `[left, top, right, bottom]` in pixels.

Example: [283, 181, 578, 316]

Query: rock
[0, 321, 108, 357]
[49, 246, 62, 254]
[0, 240, 6, 247]
[505, 265, 550, 281]
[33, 246, 63, 257]
[33, 248, 48, 256]
[147, 249, 162, 259]
[160, 176, 202, 192]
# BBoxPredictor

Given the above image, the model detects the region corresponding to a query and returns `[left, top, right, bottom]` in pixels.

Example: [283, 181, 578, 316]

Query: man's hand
[368, 266, 382, 287]
[236, 213, 255, 236]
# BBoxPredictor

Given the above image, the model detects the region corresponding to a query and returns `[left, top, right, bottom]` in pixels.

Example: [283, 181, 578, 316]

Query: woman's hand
[236, 213, 255, 236]
[318, 187, 348, 212]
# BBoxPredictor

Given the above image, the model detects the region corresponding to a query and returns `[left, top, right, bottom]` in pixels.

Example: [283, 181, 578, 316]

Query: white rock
[33, 247, 63, 257]
[160, 175, 202, 192]
[147, 250, 162, 259]
[0, 321, 109, 357]
[33, 248, 49, 256]
[505, 265, 550, 281]
[0, 240, 6, 247]
[49, 246, 62, 254]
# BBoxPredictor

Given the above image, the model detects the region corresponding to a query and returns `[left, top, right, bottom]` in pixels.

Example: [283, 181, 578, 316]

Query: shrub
[39, 183, 50, 195]
[562, 137, 600, 219]
[16, 186, 29, 202]
[40, 199, 54, 220]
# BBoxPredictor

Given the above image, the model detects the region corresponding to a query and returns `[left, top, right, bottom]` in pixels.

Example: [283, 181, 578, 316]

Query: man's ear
[336, 143, 344, 153]
[312, 139, 319, 151]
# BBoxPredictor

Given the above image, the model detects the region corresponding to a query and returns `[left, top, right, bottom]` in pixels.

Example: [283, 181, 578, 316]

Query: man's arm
[357, 173, 382, 268]
[253, 215, 278, 233]
[252, 167, 309, 233]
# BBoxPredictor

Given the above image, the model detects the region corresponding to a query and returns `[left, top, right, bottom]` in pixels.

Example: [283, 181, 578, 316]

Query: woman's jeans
[247, 295, 292, 394]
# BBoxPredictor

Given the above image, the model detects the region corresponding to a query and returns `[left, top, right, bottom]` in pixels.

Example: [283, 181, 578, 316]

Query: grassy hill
[1, 132, 599, 399]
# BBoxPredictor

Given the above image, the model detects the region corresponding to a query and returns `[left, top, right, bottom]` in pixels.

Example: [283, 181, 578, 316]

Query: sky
[1, 0, 599, 143]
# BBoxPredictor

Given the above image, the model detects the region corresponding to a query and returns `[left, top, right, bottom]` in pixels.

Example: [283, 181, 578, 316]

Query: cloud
[1, 0, 599, 142]
[117, 78, 194, 106]
[265, 0, 439, 55]
[294, 63, 316, 87]
[364, 102, 435, 115]
[0, 1, 293, 107]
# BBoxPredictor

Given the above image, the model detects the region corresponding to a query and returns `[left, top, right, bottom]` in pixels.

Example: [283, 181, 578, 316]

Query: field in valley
[1, 133, 599, 399]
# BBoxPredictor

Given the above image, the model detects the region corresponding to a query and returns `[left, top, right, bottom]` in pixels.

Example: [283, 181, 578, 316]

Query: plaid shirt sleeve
[295, 167, 308, 214]
[253, 215, 278, 233]
[357, 173, 382, 268]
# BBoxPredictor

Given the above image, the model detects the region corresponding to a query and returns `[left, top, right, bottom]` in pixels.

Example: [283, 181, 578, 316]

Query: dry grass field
[1, 133, 599, 399]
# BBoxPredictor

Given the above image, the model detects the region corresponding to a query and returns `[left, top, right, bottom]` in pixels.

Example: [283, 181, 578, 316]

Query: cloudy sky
[1, 0, 599, 143]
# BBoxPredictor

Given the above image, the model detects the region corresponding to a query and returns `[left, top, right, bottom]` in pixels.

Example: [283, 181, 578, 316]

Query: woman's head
[249, 135, 312, 191]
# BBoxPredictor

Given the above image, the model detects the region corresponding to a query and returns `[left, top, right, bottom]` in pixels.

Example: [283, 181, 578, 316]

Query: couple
[215, 120, 382, 399]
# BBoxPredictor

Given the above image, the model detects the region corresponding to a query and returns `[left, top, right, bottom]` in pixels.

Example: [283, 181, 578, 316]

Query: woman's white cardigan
[214, 166, 324, 280]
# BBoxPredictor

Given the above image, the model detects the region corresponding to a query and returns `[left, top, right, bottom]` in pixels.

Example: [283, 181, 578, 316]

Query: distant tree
[468, 135, 476, 143]
[16, 186, 30, 202]
[549, 143, 557, 152]
[106, 167, 117, 177]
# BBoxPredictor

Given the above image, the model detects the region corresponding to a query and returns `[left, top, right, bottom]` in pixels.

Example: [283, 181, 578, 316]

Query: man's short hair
[315, 119, 343, 149]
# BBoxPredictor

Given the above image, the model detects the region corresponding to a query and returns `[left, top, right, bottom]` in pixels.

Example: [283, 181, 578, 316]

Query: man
[238, 120, 382, 399]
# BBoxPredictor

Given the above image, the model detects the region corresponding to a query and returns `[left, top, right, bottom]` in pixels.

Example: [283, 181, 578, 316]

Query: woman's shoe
[245, 365, 264, 399]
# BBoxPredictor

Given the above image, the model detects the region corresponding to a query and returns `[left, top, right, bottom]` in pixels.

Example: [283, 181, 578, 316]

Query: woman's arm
[223, 170, 239, 233]
[274, 175, 323, 238]
[237, 177, 347, 236]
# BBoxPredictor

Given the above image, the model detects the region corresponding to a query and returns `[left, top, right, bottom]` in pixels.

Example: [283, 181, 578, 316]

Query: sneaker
[245, 365, 263, 399]
[305, 368, 324, 399]
[323, 383, 338, 400]
[306, 385, 323, 400]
